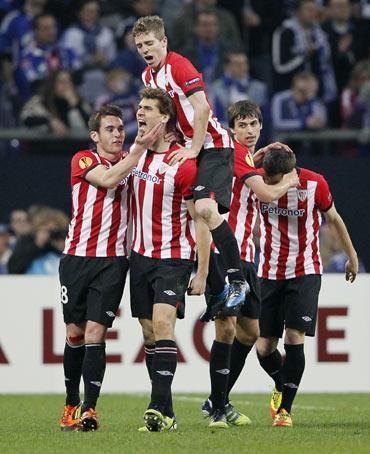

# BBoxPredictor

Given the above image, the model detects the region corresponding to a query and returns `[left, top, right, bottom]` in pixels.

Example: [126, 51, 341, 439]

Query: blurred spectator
[209, 51, 268, 126]
[9, 209, 31, 244]
[61, 0, 116, 69]
[179, 9, 234, 84]
[322, 0, 369, 93]
[171, 0, 242, 53]
[60, 0, 117, 103]
[20, 69, 91, 136]
[115, 0, 158, 45]
[159, 0, 184, 38]
[341, 60, 370, 128]
[320, 223, 366, 272]
[0, 223, 12, 274]
[95, 68, 139, 139]
[16, 13, 81, 100]
[8, 206, 69, 274]
[111, 25, 146, 79]
[271, 72, 327, 132]
[272, 0, 337, 104]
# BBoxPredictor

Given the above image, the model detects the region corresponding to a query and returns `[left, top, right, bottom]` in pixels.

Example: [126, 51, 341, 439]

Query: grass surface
[1, 393, 369, 454]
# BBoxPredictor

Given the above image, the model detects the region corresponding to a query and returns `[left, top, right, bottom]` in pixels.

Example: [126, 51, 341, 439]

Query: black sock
[150, 340, 177, 415]
[82, 343, 106, 412]
[209, 341, 231, 410]
[144, 344, 155, 381]
[226, 338, 253, 402]
[210, 220, 244, 283]
[207, 249, 226, 296]
[280, 344, 305, 413]
[257, 349, 283, 392]
[63, 341, 85, 406]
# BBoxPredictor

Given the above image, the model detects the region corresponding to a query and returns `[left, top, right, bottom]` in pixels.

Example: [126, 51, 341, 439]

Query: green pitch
[1, 393, 369, 454]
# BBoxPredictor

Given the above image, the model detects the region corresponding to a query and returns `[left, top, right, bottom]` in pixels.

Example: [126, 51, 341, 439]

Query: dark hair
[140, 87, 177, 132]
[88, 104, 123, 132]
[262, 149, 296, 177]
[295, 0, 315, 11]
[32, 13, 55, 31]
[227, 100, 262, 128]
[132, 15, 166, 40]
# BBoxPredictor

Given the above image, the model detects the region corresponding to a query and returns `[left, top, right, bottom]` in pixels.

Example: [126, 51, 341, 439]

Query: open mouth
[138, 120, 147, 127]
[144, 55, 154, 63]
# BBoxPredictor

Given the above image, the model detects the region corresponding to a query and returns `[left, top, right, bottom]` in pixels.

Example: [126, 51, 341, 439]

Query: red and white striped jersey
[216, 140, 259, 262]
[258, 168, 333, 280]
[131, 143, 197, 260]
[63, 149, 130, 257]
[142, 51, 232, 150]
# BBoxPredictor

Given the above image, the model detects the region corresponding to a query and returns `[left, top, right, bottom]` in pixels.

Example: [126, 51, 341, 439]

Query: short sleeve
[171, 56, 204, 97]
[71, 151, 101, 180]
[175, 159, 197, 198]
[315, 175, 333, 211]
[234, 143, 258, 181]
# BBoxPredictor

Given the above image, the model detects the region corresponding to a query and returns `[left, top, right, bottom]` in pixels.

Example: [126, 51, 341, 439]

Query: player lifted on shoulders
[255, 148, 358, 427]
[133, 15, 248, 312]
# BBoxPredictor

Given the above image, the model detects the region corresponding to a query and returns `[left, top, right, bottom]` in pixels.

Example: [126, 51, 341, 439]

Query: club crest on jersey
[245, 152, 254, 167]
[297, 189, 307, 201]
[79, 156, 93, 169]
[158, 163, 170, 175]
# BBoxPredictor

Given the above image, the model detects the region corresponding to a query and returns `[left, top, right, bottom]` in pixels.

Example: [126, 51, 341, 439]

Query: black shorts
[129, 250, 194, 320]
[59, 254, 129, 327]
[209, 253, 261, 319]
[259, 275, 322, 338]
[193, 147, 233, 214]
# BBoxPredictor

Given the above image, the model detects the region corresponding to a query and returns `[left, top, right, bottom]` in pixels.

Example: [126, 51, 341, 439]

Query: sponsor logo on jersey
[297, 189, 308, 201]
[79, 156, 93, 169]
[168, 90, 175, 97]
[245, 152, 254, 167]
[132, 167, 161, 184]
[185, 77, 200, 86]
[261, 203, 305, 217]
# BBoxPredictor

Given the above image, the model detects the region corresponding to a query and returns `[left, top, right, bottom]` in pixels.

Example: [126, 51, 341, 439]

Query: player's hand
[345, 256, 358, 283]
[254, 142, 293, 165]
[283, 168, 299, 188]
[168, 146, 198, 166]
[134, 121, 165, 149]
[187, 273, 207, 295]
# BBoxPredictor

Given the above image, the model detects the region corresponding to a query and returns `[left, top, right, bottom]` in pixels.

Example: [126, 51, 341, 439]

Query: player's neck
[152, 137, 170, 154]
[153, 52, 168, 72]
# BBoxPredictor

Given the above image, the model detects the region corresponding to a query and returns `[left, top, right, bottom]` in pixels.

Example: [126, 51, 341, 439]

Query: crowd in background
[1, 0, 369, 275]
[1, 0, 370, 153]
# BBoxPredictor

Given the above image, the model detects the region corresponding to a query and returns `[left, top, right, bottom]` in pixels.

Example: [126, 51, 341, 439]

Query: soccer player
[201, 100, 300, 428]
[255, 148, 358, 427]
[132, 15, 248, 312]
[59, 104, 164, 432]
[129, 87, 209, 432]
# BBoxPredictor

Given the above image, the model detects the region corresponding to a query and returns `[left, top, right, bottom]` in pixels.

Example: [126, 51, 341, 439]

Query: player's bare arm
[168, 90, 210, 166]
[186, 199, 210, 295]
[253, 142, 294, 165]
[86, 122, 165, 189]
[324, 204, 359, 283]
[246, 169, 299, 203]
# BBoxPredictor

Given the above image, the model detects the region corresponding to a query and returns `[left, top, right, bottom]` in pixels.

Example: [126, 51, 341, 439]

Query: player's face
[93, 115, 125, 159]
[232, 116, 262, 151]
[134, 32, 168, 71]
[136, 98, 167, 135]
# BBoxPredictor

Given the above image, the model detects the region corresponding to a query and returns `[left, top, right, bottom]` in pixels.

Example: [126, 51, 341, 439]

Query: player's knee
[256, 336, 277, 357]
[237, 328, 259, 346]
[139, 319, 154, 344]
[67, 334, 85, 346]
[285, 329, 305, 345]
[215, 318, 236, 343]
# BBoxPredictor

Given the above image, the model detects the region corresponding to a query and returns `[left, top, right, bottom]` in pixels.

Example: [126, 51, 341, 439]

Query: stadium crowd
[1, 0, 370, 154]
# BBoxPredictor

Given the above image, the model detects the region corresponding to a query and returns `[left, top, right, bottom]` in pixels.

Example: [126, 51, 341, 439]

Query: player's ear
[90, 131, 99, 144]
[161, 113, 169, 124]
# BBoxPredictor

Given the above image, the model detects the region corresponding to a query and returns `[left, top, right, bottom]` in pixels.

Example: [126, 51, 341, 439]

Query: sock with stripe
[82, 343, 106, 412]
[207, 249, 226, 295]
[279, 343, 305, 413]
[144, 343, 155, 381]
[209, 340, 232, 411]
[257, 349, 283, 392]
[226, 338, 253, 402]
[149, 339, 177, 415]
[63, 341, 85, 406]
[210, 220, 244, 284]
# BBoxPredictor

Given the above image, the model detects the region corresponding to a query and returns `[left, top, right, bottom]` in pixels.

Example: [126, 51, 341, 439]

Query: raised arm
[245, 170, 299, 203]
